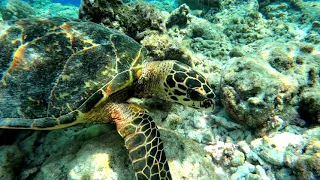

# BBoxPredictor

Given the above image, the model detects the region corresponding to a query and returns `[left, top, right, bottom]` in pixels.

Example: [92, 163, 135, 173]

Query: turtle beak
[200, 98, 215, 111]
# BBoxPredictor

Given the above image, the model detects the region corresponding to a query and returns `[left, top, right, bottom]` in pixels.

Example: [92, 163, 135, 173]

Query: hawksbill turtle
[0, 17, 215, 180]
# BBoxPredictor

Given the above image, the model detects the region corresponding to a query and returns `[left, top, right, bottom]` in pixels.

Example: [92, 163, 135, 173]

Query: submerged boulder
[0, 0, 35, 20]
[0, 145, 23, 179]
[221, 57, 299, 128]
[79, 0, 165, 40]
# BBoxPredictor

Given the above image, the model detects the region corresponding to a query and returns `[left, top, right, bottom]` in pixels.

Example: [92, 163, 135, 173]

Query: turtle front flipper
[0, 111, 82, 130]
[109, 103, 172, 180]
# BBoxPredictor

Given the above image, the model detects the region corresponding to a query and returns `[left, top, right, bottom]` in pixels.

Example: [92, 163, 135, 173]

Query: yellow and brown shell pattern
[0, 17, 147, 126]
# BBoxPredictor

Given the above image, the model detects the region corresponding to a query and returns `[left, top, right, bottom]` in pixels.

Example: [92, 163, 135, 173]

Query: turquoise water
[52, 0, 80, 6]
[22, 0, 163, 7]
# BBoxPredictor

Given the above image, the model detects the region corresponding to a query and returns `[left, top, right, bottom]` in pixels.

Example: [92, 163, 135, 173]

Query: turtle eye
[187, 88, 205, 101]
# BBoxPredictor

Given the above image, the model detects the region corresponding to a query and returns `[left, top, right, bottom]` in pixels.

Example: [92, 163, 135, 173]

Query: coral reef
[255, 42, 319, 126]
[0, 0, 320, 179]
[257, 0, 320, 45]
[140, 33, 193, 65]
[258, 42, 319, 85]
[299, 88, 320, 125]
[0, 124, 226, 180]
[250, 133, 304, 166]
[306, 21, 320, 44]
[222, 11, 269, 44]
[0, 0, 35, 20]
[295, 153, 320, 180]
[79, 0, 196, 65]
[0, 145, 23, 179]
[166, 4, 190, 28]
[221, 57, 299, 128]
[293, 129, 320, 180]
[259, 0, 320, 24]
[78, 0, 124, 24]
[184, 16, 231, 59]
[79, 0, 165, 40]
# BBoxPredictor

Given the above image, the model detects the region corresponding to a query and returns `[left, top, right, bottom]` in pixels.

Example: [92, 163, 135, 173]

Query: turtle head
[160, 61, 216, 111]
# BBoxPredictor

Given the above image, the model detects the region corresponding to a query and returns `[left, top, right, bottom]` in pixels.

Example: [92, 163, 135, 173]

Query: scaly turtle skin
[0, 18, 215, 180]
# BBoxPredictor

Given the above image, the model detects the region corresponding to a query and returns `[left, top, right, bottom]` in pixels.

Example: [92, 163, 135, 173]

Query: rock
[299, 89, 320, 125]
[250, 133, 304, 166]
[276, 168, 296, 180]
[259, 0, 320, 25]
[187, 17, 226, 40]
[162, 129, 226, 180]
[0, 145, 23, 179]
[238, 141, 266, 166]
[259, 1, 294, 19]
[284, 148, 299, 168]
[78, 0, 124, 23]
[255, 42, 320, 126]
[1, 123, 225, 179]
[162, 105, 216, 145]
[186, 17, 231, 59]
[305, 141, 320, 155]
[303, 127, 320, 139]
[37, 130, 133, 180]
[219, 148, 245, 167]
[79, 0, 165, 40]
[0, 0, 35, 20]
[79, 0, 193, 66]
[229, 47, 245, 57]
[165, 113, 182, 130]
[212, 115, 243, 131]
[221, 57, 299, 128]
[140, 33, 193, 65]
[230, 162, 255, 180]
[245, 173, 261, 180]
[222, 11, 267, 44]
[257, 42, 319, 86]
[166, 4, 190, 28]
[294, 153, 320, 180]
[230, 150, 245, 167]
[228, 129, 246, 141]
[306, 22, 320, 44]
[256, 165, 269, 180]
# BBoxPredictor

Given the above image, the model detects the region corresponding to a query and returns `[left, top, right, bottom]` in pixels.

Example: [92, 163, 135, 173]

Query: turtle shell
[0, 17, 147, 120]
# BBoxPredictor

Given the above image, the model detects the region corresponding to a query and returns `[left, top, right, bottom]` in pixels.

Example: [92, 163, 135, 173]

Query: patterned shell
[0, 17, 147, 120]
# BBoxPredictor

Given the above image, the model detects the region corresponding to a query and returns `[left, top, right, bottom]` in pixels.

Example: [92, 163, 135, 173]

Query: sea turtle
[0, 17, 215, 179]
